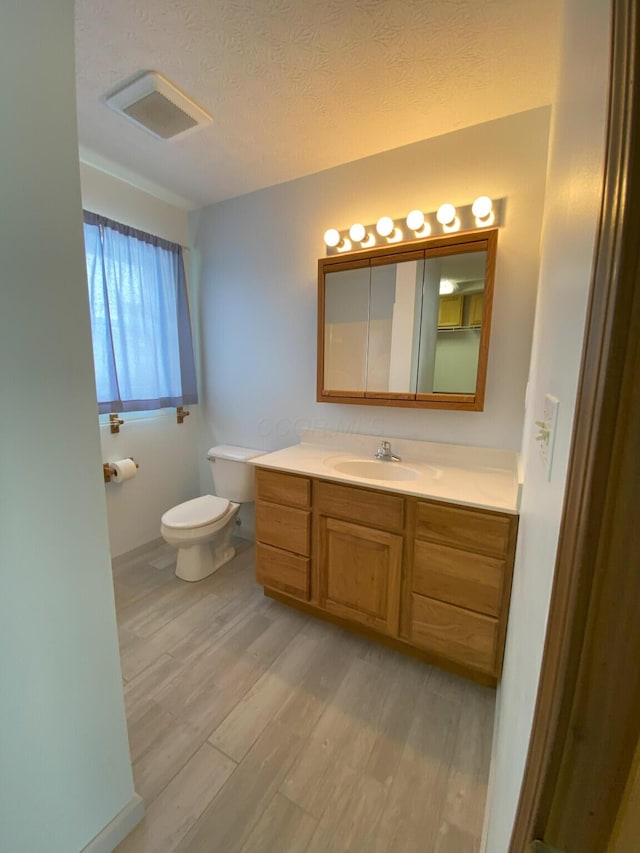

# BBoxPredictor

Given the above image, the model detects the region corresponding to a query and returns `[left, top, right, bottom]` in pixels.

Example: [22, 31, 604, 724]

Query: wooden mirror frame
[317, 228, 497, 411]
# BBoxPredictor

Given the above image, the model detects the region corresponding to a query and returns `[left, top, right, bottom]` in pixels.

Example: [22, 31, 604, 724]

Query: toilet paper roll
[110, 458, 138, 483]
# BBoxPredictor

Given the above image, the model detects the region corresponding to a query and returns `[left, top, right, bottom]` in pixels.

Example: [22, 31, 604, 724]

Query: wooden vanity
[254, 467, 518, 686]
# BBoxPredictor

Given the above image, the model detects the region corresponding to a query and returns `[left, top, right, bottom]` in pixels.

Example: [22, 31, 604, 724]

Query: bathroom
[3, 1, 629, 852]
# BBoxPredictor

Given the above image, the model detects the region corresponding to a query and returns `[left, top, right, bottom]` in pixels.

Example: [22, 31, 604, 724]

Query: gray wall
[0, 2, 136, 850]
[80, 163, 201, 557]
[483, 0, 611, 848]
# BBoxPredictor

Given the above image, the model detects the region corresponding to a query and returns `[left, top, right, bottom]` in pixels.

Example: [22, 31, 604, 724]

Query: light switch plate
[537, 393, 559, 479]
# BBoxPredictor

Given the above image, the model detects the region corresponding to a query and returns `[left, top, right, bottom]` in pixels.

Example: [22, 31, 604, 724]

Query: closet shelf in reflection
[437, 325, 482, 332]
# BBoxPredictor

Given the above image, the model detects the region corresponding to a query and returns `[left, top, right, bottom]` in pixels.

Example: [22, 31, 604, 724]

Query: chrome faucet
[374, 440, 401, 462]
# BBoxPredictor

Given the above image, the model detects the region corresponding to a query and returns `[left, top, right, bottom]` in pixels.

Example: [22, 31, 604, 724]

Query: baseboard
[81, 793, 144, 853]
[111, 537, 164, 569]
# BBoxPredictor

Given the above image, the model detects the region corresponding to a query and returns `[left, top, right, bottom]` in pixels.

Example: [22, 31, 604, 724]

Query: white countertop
[249, 429, 522, 514]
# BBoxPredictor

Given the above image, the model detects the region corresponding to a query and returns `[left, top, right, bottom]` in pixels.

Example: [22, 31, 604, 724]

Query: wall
[483, 0, 611, 849]
[434, 328, 481, 393]
[80, 164, 201, 557]
[191, 107, 551, 504]
[0, 2, 139, 851]
[80, 163, 189, 245]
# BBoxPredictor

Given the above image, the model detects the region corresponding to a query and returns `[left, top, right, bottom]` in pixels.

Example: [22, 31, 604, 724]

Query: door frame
[509, 1, 640, 850]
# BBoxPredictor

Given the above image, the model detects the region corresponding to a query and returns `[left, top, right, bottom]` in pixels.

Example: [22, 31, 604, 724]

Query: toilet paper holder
[103, 457, 139, 483]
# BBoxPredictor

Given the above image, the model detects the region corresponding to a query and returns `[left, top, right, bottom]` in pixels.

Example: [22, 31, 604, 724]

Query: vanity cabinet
[255, 469, 311, 601]
[408, 501, 517, 676]
[254, 468, 517, 686]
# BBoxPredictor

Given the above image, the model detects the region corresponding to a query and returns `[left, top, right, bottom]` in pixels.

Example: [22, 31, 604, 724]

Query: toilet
[160, 444, 265, 582]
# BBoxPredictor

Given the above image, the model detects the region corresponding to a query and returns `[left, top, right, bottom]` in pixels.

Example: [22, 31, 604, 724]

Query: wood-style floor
[114, 538, 494, 853]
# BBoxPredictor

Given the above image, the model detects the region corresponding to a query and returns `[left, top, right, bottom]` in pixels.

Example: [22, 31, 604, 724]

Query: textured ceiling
[75, 0, 561, 208]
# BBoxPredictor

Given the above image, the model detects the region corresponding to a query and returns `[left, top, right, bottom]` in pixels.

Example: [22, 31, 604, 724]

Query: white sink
[329, 458, 421, 482]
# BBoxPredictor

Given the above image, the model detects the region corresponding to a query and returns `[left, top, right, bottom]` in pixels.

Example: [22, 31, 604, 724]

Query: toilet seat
[161, 495, 230, 529]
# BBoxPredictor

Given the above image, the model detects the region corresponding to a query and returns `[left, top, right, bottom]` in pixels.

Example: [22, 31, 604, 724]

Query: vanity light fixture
[349, 223, 366, 242]
[376, 216, 395, 238]
[324, 228, 352, 252]
[349, 222, 376, 247]
[323, 228, 341, 248]
[439, 279, 457, 295]
[406, 209, 431, 238]
[472, 195, 494, 227]
[436, 203, 459, 232]
[406, 209, 424, 230]
[322, 195, 501, 254]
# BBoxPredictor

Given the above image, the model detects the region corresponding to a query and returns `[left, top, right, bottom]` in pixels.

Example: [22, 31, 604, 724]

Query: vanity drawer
[256, 501, 310, 556]
[315, 480, 404, 532]
[413, 539, 504, 617]
[256, 543, 310, 601]
[410, 593, 498, 674]
[415, 500, 512, 557]
[255, 468, 311, 509]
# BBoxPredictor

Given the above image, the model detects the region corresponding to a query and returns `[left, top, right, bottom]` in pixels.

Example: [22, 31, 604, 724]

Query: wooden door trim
[510, 1, 640, 850]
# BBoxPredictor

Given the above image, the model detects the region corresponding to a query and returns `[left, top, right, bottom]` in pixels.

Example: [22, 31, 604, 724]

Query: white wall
[0, 2, 138, 851]
[483, 1, 611, 849]
[80, 163, 190, 245]
[80, 164, 201, 557]
[191, 107, 551, 503]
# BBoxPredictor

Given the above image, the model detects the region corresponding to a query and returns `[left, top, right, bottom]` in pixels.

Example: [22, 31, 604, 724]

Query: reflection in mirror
[318, 229, 497, 411]
[368, 258, 424, 394]
[421, 250, 487, 394]
[323, 265, 369, 393]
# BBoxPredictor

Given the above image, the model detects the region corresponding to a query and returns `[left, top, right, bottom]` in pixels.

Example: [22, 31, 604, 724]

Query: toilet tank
[207, 445, 265, 503]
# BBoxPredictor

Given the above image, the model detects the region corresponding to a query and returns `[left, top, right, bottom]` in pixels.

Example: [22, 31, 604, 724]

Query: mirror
[318, 229, 497, 410]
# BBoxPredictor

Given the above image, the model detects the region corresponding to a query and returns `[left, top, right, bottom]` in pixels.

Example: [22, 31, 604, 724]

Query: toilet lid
[161, 495, 230, 529]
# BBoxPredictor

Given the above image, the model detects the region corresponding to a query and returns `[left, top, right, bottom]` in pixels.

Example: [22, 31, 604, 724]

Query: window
[83, 211, 198, 413]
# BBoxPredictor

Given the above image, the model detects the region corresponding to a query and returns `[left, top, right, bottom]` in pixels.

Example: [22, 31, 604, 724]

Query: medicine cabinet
[317, 229, 497, 411]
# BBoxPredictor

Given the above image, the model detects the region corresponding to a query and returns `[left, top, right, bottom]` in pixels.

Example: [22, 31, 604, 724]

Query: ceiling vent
[104, 71, 212, 140]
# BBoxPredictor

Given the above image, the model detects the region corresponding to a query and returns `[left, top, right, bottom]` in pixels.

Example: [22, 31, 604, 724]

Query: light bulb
[436, 204, 456, 226]
[323, 228, 341, 248]
[406, 210, 425, 231]
[472, 196, 493, 220]
[349, 223, 366, 242]
[376, 216, 395, 237]
[336, 238, 352, 253]
[439, 280, 456, 295]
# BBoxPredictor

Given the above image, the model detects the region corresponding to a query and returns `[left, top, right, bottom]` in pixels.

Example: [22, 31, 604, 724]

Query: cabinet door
[255, 501, 310, 556]
[413, 539, 504, 617]
[468, 292, 484, 326]
[255, 468, 310, 508]
[437, 294, 463, 327]
[318, 517, 402, 636]
[411, 593, 498, 675]
[415, 500, 512, 557]
[256, 543, 310, 601]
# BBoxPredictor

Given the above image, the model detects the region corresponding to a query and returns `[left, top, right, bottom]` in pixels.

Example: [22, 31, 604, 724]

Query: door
[509, 2, 640, 851]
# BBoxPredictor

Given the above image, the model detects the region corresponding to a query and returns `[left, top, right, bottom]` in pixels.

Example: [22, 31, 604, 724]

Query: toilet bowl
[160, 444, 264, 582]
[161, 495, 240, 582]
